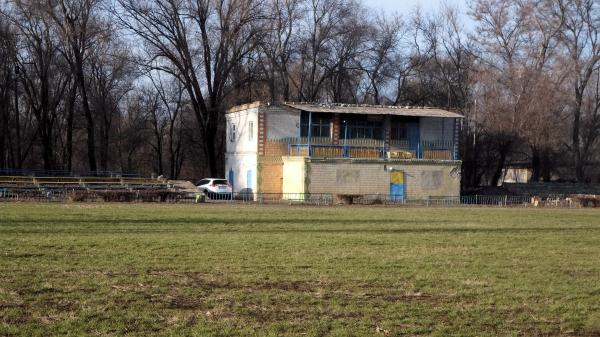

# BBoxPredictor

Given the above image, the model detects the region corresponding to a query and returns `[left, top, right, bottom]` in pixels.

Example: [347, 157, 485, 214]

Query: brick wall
[293, 159, 461, 199]
[332, 114, 340, 145]
[258, 109, 266, 155]
[258, 157, 283, 194]
[263, 141, 289, 156]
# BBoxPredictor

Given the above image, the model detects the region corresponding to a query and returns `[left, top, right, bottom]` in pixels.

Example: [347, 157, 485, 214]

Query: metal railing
[0, 189, 586, 208]
[283, 139, 458, 160]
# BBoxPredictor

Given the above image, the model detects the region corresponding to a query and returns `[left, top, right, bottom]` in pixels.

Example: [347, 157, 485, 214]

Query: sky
[363, 0, 475, 30]
[364, 0, 467, 14]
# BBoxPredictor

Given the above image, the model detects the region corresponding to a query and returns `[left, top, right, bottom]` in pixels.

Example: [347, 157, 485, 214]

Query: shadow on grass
[1, 221, 599, 235]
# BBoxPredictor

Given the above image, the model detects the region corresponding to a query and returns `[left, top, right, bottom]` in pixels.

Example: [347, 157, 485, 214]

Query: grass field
[1, 204, 600, 337]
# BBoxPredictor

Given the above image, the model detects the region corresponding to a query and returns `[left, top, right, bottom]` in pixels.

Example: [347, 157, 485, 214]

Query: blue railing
[286, 140, 458, 160]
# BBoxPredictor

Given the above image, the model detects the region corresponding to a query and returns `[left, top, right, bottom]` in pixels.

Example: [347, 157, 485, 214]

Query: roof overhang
[283, 102, 464, 118]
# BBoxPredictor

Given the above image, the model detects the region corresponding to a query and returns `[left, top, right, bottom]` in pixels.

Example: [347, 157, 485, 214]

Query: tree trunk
[14, 71, 21, 169]
[573, 88, 584, 182]
[156, 140, 163, 176]
[168, 123, 178, 179]
[0, 90, 8, 168]
[41, 130, 53, 170]
[73, 51, 97, 173]
[541, 149, 552, 182]
[204, 130, 218, 177]
[65, 83, 76, 172]
[531, 147, 541, 182]
[99, 123, 109, 171]
[490, 141, 511, 187]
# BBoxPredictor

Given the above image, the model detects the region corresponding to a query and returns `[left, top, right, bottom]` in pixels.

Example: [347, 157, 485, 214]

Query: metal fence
[0, 189, 585, 208]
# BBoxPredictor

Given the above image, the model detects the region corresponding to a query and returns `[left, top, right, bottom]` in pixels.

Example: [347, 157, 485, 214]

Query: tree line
[0, 0, 599, 188]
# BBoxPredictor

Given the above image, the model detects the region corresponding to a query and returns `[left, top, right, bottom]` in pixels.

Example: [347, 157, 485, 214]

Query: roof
[283, 102, 464, 118]
[226, 101, 263, 113]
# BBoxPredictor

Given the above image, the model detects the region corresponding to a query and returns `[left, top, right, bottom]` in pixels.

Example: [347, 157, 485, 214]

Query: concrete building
[225, 102, 463, 200]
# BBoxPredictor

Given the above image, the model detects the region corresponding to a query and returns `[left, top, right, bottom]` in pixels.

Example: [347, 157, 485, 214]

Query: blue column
[343, 119, 348, 157]
[307, 111, 312, 157]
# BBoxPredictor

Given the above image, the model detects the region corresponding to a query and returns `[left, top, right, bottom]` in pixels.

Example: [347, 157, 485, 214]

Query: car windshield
[213, 179, 229, 185]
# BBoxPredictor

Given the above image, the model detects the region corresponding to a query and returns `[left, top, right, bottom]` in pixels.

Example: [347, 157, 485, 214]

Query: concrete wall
[265, 105, 300, 140]
[282, 158, 461, 199]
[420, 117, 455, 143]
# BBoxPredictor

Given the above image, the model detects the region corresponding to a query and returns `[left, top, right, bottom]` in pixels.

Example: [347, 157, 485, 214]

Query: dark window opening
[390, 116, 419, 142]
[213, 179, 229, 185]
[300, 112, 332, 138]
[341, 115, 383, 140]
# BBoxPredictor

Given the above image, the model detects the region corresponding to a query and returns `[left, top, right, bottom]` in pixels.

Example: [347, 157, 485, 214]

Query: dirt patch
[166, 295, 204, 310]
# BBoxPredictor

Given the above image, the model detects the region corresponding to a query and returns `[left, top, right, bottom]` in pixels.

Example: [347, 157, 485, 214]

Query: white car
[196, 178, 233, 199]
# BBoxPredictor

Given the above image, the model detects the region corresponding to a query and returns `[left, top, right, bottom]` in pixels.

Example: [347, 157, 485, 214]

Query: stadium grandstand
[0, 169, 193, 202]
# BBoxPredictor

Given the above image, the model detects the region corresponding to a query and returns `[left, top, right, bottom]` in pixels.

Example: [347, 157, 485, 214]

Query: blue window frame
[342, 115, 383, 140]
[300, 112, 331, 138]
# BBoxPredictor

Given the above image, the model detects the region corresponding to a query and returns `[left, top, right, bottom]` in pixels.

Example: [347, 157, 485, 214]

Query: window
[342, 116, 383, 140]
[300, 112, 331, 138]
[390, 117, 419, 142]
[212, 179, 229, 185]
[248, 121, 254, 141]
[229, 124, 236, 142]
[391, 124, 408, 141]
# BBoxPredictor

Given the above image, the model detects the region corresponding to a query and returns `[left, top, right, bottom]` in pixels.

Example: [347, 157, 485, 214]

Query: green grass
[1, 203, 600, 337]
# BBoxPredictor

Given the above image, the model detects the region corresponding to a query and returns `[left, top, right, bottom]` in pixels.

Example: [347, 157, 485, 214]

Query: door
[246, 169, 253, 191]
[228, 169, 234, 191]
[390, 170, 405, 202]
[407, 122, 420, 158]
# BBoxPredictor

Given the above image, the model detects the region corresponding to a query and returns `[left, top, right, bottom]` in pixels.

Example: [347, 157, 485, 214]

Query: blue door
[407, 122, 421, 158]
[390, 170, 405, 202]
[228, 169, 234, 191]
[246, 170, 253, 191]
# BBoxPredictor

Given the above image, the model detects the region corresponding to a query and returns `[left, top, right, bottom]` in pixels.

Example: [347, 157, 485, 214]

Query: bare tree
[88, 33, 136, 171]
[47, 0, 105, 173]
[150, 73, 186, 179]
[361, 13, 404, 105]
[557, 0, 600, 181]
[260, 0, 302, 101]
[113, 0, 267, 176]
[4, 1, 72, 170]
[0, 18, 16, 169]
[470, 0, 565, 185]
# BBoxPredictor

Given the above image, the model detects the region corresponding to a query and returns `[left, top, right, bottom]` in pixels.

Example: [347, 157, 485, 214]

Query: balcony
[270, 138, 458, 160]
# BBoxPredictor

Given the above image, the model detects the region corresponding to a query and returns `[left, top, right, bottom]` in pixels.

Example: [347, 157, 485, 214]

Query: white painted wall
[420, 117, 455, 143]
[225, 108, 258, 192]
[226, 108, 259, 154]
[265, 105, 300, 140]
[225, 153, 257, 193]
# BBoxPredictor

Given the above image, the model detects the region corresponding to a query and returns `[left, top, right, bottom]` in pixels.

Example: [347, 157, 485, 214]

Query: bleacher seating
[0, 174, 172, 201]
